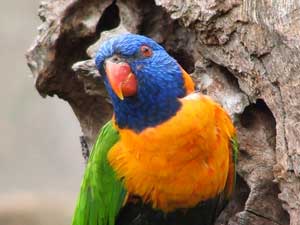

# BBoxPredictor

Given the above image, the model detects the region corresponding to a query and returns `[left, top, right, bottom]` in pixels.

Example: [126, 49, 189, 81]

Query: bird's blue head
[95, 34, 191, 132]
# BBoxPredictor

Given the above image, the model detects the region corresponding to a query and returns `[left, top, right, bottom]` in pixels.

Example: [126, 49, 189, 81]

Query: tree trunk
[26, 1, 300, 224]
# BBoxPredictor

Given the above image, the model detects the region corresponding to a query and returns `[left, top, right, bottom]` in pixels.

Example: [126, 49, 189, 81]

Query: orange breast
[109, 93, 236, 212]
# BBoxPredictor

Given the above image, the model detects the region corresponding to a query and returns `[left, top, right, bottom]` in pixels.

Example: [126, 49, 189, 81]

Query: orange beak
[105, 59, 137, 100]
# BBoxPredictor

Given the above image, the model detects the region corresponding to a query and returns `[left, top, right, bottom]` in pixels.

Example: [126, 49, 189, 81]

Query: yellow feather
[109, 94, 236, 212]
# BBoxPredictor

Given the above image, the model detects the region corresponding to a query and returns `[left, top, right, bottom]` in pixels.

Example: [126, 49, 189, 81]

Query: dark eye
[140, 45, 153, 57]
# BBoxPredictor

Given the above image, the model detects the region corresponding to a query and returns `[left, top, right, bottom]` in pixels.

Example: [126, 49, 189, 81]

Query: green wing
[224, 136, 239, 200]
[72, 121, 126, 225]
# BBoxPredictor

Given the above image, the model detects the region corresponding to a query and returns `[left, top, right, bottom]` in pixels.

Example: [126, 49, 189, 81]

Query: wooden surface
[27, 1, 300, 224]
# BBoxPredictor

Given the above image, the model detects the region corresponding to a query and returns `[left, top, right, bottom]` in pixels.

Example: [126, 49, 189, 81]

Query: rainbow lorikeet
[72, 34, 238, 225]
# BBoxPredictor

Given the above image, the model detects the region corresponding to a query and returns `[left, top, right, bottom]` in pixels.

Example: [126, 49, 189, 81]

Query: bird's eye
[140, 45, 153, 57]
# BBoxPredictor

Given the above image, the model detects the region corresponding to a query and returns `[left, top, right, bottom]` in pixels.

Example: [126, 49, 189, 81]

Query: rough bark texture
[26, 0, 300, 224]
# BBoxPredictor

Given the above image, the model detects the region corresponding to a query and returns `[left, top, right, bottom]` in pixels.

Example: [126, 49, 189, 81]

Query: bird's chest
[108, 118, 229, 212]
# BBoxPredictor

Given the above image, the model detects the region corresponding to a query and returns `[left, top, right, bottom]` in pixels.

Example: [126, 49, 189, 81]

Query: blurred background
[0, 1, 84, 224]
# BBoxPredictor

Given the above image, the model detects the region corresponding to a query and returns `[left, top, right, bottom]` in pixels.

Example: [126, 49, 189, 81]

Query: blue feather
[95, 34, 186, 132]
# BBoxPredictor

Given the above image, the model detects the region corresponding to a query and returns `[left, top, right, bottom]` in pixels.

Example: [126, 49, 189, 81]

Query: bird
[72, 34, 238, 225]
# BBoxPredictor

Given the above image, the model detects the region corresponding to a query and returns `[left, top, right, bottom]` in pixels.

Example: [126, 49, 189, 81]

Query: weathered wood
[27, 0, 300, 224]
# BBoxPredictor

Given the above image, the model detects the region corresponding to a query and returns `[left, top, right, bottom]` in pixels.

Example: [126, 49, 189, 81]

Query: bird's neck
[112, 94, 182, 132]
[104, 64, 187, 132]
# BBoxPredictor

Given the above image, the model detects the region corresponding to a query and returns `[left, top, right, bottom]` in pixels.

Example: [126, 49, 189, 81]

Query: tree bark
[26, 0, 300, 224]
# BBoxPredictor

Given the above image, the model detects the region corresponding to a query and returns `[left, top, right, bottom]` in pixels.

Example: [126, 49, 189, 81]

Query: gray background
[0, 1, 84, 224]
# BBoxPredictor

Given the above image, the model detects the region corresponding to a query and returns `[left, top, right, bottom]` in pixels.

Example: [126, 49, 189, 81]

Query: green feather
[231, 136, 238, 169]
[224, 135, 239, 200]
[72, 121, 126, 225]
[231, 135, 239, 193]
